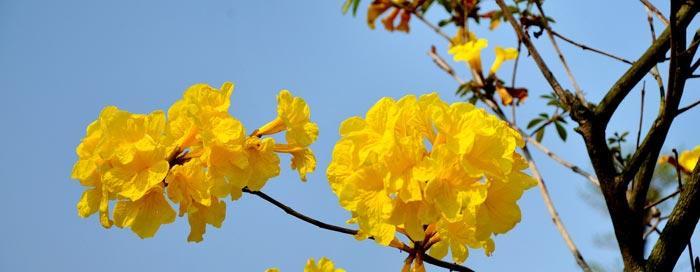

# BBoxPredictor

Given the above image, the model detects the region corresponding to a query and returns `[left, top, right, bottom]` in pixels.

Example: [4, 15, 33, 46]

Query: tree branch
[595, 3, 696, 125]
[550, 30, 634, 65]
[495, 0, 577, 108]
[640, 0, 670, 26]
[534, 1, 584, 101]
[526, 137, 600, 187]
[646, 163, 700, 270]
[520, 145, 593, 272]
[241, 188, 476, 272]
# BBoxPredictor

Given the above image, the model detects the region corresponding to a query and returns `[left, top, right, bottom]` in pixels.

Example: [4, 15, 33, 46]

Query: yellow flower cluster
[265, 257, 345, 272]
[327, 93, 536, 263]
[71, 82, 318, 241]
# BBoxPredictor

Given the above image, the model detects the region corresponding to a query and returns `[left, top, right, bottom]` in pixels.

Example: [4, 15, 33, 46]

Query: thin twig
[495, 0, 574, 107]
[677, 99, 700, 115]
[412, 11, 452, 43]
[637, 82, 646, 148]
[428, 46, 465, 84]
[644, 214, 662, 239]
[241, 188, 476, 272]
[639, 0, 670, 26]
[645, 190, 681, 210]
[527, 137, 600, 187]
[551, 30, 634, 65]
[535, 2, 584, 101]
[645, 6, 667, 102]
[521, 145, 593, 272]
[673, 149, 684, 189]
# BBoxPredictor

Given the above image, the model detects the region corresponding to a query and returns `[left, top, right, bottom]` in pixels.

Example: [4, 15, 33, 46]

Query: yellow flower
[244, 136, 281, 191]
[304, 257, 346, 272]
[257, 90, 318, 181]
[450, 28, 477, 46]
[265, 269, 281, 272]
[200, 116, 251, 199]
[73, 106, 170, 228]
[166, 159, 212, 216]
[658, 145, 700, 174]
[448, 38, 488, 74]
[489, 46, 518, 75]
[72, 108, 114, 228]
[257, 90, 318, 147]
[102, 135, 169, 201]
[678, 145, 700, 173]
[327, 93, 533, 263]
[186, 197, 226, 242]
[113, 187, 176, 238]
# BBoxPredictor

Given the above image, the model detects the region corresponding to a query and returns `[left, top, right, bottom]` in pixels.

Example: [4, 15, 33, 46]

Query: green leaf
[421, 0, 435, 12]
[342, 0, 352, 14]
[527, 118, 544, 129]
[536, 127, 546, 142]
[538, 113, 549, 118]
[555, 122, 567, 141]
[438, 18, 453, 27]
[352, 0, 361, 15]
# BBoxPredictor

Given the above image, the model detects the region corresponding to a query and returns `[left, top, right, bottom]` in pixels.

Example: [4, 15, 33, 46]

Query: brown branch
[428, 46, 465, 84]
[520, 145, 593, 272]
[241, 188, 476, 272]
[640, 0, 671, 26]
[412, 11, 452, 43]
[645, 189, 681, 210]
[534, 2, 584, 101]
[526, 137, 600, 187]
[646, 163, 700, 270]
[495, 0, 576, 108]
[551, 30, 634, 65]
[677, 99, 700, 115]
[636, 82, 646, 148]
[643, 6, 668, 101]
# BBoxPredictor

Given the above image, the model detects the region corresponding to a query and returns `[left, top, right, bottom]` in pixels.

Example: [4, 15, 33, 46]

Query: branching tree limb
[242, 188, 477, 272]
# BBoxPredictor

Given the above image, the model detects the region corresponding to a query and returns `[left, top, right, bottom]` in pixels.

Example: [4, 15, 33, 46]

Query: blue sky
[0, 0, 698, 271]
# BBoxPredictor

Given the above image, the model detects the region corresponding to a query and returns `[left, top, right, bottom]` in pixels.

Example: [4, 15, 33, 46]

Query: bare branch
[644, 6, 668, 100]
[647, 164, 700, 270]
[412, 11, 452, 43]
[551, 30, 634, 65]
[495, 0, 577, 108]
[526, 137, 600, 187]
[428, 46, 465, 84]
[242, 188, 477, 272]
[534, 2, 584, 101]
[640, 0, 671, 26]
[520, 145, 593, 272]
[644, 189, 681, 210]
[677, 99, 700, 115]
[636, 82, 646, 148]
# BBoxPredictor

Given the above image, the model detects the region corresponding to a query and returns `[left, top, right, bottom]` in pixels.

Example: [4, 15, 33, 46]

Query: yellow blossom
[678, 145, 700, 173]
[448, 38, 488, 74]
[186, 197, 226, 242]
[244, 136, 281, 191]
[113, 187, 176, 239]
[73, 82, 318, 241]
[257, 90, 318, 181]
[72, 108, 114, 228]
[327, 93, 534, 263]
[304, 257, 346, 272]
[489, 46, 519, 75]
[166, 159, 212, 216]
